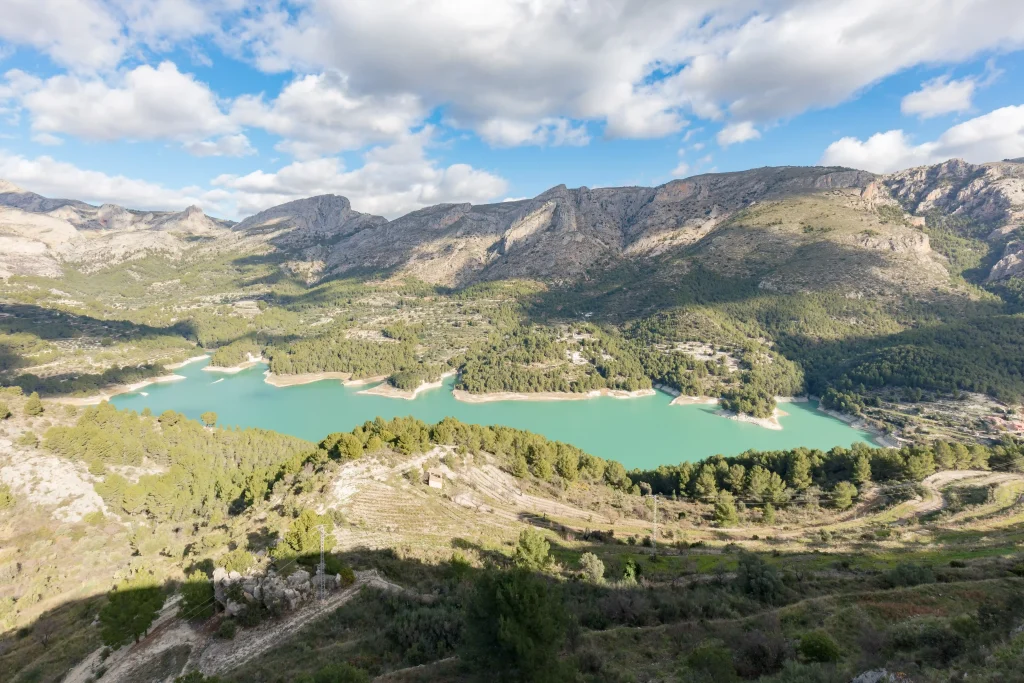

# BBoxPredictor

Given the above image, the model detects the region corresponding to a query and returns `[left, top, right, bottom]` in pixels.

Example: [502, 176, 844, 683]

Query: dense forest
[44, 403, 312, 521]
[266, 324, 417, 377]
[43, 404, 1024, 530]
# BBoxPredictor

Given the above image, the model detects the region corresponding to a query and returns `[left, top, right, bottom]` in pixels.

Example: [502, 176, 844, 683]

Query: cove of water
[111, 359, 874, 470]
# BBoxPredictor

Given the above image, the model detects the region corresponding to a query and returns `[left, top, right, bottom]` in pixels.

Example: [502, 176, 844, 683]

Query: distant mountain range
[1, 159, 1022, 288]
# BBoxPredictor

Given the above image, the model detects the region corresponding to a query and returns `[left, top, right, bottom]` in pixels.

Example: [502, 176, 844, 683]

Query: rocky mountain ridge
[0, 185, 237, 278]
[881, 158, 1024, 281]
[2, 159, 1022, 286]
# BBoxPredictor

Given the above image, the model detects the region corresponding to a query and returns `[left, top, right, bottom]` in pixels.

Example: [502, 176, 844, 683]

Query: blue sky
[1, 1, 1023, 220]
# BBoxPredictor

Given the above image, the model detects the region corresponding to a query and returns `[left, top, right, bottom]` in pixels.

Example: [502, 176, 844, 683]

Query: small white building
[427, 468, 444, 489]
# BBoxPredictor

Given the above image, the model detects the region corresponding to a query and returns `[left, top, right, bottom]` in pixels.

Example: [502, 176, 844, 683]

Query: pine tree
[726, 463, 747, 492]
[179, 570, 214, 619]
[787, 452, 812, 491]
[513, 528, 553, 571]
[832, 481, 858, 510]
[694, 464, 718, 501]
[853, 455, 872, 486]
[461, 569, 568, 683]
[99, 575, 165, 647]
[713, 490, 739, 527]
[24, 392, 43, 417]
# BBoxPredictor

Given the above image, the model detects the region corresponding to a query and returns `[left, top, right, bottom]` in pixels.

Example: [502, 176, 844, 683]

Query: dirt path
[197, 570, 403, 675]
[911, 470, 1024, 516]
[64, 571, 404, 683]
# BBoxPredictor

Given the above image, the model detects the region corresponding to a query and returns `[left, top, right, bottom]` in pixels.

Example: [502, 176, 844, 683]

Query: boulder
[224, 600, 247, 617]
[288, 569, 310, 584]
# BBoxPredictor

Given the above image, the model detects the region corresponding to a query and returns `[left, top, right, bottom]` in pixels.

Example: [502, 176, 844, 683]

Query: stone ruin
[212, 566, 346, 616]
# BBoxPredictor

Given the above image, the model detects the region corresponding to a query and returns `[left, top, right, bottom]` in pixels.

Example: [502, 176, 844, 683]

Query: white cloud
[670, 0, 1024, 123]
[15, 62, 234, 145]
[716, 120, 759, 146]
[213, 129, 507, 218]
[222, 0, 1024, 144]
[0, 0, 126, 70]
[0, 150, 227, 212]
[231, 71, 427, 158]
[183, 134, 255, 157]
[476, 117, 590, 147]
[226, 0, 712, 144]
[1, 127, 507, 220]
[0, 0, 245, 71]
[821, 104, 1024, 173]
[30, 133, 63, 146]
[901, 76, 976, 118]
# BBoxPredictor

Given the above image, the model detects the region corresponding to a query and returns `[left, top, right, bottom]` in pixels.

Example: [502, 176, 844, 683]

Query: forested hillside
[2, 394, 1023, 682]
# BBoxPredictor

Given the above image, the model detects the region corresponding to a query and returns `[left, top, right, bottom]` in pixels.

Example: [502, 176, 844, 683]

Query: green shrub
[686, 643, 738, 681]
[883, 562, 935, 588]
[735, 552, 785, 604]
[579, 552, 605, 583]
[216, 620, 237, 639]
[24, 392, 43, 416]
[888, 616, 965, 667]
[512, 528, 553, 571]
[16, 431, 38, 447]
[798, 631, 842, 663]
[0, 483, 14, 509]
[296, 663, 369, 683]
[221, 549, 254, 574]
[733, 629, 789, 678]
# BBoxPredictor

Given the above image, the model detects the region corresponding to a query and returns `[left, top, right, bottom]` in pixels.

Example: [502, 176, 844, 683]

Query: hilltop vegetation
[2, 399, 1024, 682]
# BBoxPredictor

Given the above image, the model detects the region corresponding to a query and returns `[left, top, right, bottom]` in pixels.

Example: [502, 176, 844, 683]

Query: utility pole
[316, 524, 326, 601]
[652, 494, 658, 550]
[645, 493, 658, 552]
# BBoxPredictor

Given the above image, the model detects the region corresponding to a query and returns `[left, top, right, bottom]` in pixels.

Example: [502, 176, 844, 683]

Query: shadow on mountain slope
[2, 542, 1023, 683]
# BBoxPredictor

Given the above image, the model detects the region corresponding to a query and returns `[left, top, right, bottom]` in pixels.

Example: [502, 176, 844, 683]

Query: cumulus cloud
[901, 76, 976, 118]
[223, 0, 1024, 142]
[231, 71, 426, 158]
[0, 150, 227, 212]
[0, 0, 126, 70]
[212, 128, 508, 218]
[183, 134, 255, 157]
[716, 121, 759, 146]
[13, 62, 234, 145]
[670, 0, 1024, 122]
[820, 105, 1024, 173]
[7, 0, 1024, 153]
[226, 0, 711, 142]
[0, 0, 244, 71]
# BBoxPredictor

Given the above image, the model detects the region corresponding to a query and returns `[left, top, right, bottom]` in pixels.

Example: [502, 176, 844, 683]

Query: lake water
[111, 359, 874, 469]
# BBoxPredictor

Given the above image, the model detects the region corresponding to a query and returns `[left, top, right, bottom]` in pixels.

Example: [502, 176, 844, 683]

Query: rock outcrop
[989, 240, 1024, 281]
[321, 165, 878, 286]
[212, 565, 348, 616]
